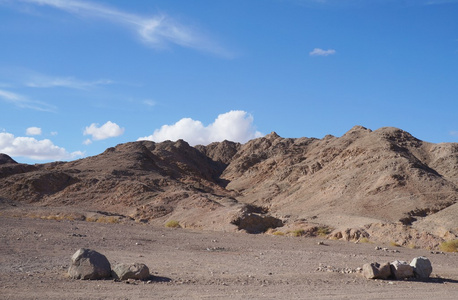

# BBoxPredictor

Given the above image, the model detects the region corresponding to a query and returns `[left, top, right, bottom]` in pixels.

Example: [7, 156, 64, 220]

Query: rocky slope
[1, 126, 457, 247]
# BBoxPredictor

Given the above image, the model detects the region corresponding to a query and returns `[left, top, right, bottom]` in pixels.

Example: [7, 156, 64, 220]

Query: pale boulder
[410, 257, 432, 279]
[68, 248, 111, 280]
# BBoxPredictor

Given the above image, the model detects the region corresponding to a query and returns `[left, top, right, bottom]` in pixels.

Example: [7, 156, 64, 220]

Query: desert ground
[1, 214, 457, 300]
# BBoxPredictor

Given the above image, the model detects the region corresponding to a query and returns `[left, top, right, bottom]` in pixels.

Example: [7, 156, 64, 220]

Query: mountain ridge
[1, 126, 457, 247]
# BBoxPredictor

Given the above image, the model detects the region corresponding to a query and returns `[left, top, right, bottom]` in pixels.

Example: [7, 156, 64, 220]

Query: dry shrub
[165, 220, 180, 228]
[315, 226, 332, 237]
[359, 237, 370, 243]
[272, 231, 285, 236]
[289, 229, 306, 237]
[439, 240, 458, 252]
[390, 241, 401, 247]
[96, 216, 120, 224]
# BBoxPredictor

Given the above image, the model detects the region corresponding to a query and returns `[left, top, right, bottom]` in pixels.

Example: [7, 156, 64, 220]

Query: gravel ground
[1, 216, 457, 299]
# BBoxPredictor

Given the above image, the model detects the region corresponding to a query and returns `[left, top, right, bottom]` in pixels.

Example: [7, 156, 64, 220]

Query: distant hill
[1, 126, 457, 247]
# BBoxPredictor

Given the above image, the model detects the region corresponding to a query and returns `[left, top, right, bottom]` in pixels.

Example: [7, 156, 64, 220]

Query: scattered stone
[206, 247, 226, 252]
[68, 248, 111, 280]
[390, 260, 414, 280]
[112, 263, 150, 281]
[362, 262, 392, 280]
[410, 257, 432, 279]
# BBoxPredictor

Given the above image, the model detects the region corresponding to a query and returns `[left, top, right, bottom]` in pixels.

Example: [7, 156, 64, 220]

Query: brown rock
[362, 262, 392, 279]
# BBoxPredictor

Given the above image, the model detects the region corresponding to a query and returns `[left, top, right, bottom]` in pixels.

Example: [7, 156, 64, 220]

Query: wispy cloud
[450, 131, 458, 137]
[309, 48, 336, 56]
[15, 0, 233, 57]
[143, 99, 156, 107]
[26, 75, 113, 90]
[0, 88, 57, 112]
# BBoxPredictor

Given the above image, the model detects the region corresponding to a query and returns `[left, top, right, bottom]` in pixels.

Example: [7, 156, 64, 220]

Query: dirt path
[1, 216, 457, 299]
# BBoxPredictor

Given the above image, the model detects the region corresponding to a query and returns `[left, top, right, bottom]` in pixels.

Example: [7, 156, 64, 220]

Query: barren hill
[1, 126, 457, 247]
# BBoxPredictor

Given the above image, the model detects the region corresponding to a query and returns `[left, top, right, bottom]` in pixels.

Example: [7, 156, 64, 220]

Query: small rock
[112, 263, 150, 281]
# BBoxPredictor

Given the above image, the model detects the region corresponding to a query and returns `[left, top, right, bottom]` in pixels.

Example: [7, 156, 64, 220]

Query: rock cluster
[362, 256, 432, 280]
[68, 248, 150, 281]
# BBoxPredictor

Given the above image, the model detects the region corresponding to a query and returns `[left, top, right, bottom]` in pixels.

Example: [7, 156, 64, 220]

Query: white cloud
[0, 88, 56, 112]
[26, 127, 42, 136]
[138, 110, 263, 146]
[0, 132, 83, 161]
[450, 131, 458, 137]
[83, 121, 125, 141]
[17, 0, 233, 57]
[83, 138, 92, 145]
[309, 48, 336, 56]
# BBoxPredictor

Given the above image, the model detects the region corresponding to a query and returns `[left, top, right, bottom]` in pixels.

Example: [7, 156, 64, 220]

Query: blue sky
[0, 0, 457, 163]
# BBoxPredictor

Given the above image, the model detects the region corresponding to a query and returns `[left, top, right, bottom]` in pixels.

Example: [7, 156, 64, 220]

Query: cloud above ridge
[138, 110, 263, 146]
[0, 132, 83, 161]
[83, 121, 125, 142]
[16, 0, 232, 57]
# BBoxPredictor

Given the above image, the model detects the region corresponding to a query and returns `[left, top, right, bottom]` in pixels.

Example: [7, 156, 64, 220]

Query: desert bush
[272, 231, 285, 236]
[359, 237, 370, 243]
[97, 216, 120, 224]
[289, 229, 306, 237]
[86, 216, 98, 222]
[315, 226, 332, 237]
[165, 220, 181, 228]
[439, 240, 458, 252]
[390, 241, 401, 247]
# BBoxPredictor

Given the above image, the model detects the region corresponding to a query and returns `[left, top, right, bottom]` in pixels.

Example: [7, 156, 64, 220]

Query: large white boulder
[410, 257, 432, 279]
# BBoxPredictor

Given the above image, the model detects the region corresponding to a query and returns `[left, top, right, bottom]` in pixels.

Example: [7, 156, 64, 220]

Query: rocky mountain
[1, 126, 457, 247]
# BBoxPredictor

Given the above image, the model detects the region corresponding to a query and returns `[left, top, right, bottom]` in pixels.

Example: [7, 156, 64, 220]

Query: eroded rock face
[362, 262, 392, 279]
[390, 260, 414, 280]
[112, 263, 150, 281]
[231, 213, 283, 234]
[68, 248, 111, 280]
[410, 256, 432, 279]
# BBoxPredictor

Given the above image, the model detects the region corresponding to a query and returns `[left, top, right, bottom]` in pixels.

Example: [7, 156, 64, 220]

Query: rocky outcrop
[68, 248, 111, 280]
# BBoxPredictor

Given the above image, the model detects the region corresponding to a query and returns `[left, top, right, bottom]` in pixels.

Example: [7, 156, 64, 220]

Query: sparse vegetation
[407, 243, 418, 249]
[165, 220, 181, 228]
[439, 239, 458, 252]
[289, 229, 306, 237]
[96, 216, 120, 224]
[390, 241, 401, 247]
[315, 226, 332, 237]
[272, 231, 285, 236]
[359, 237, 370, 243]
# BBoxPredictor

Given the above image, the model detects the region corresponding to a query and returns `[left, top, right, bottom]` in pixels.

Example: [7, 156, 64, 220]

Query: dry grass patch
[289, 229, 306, 237]
[439, 240, 458, 252]
[165, 220, 181, 228]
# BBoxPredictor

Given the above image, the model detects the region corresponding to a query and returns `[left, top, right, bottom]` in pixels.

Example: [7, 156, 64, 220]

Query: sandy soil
[1, 215, 457, 300]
